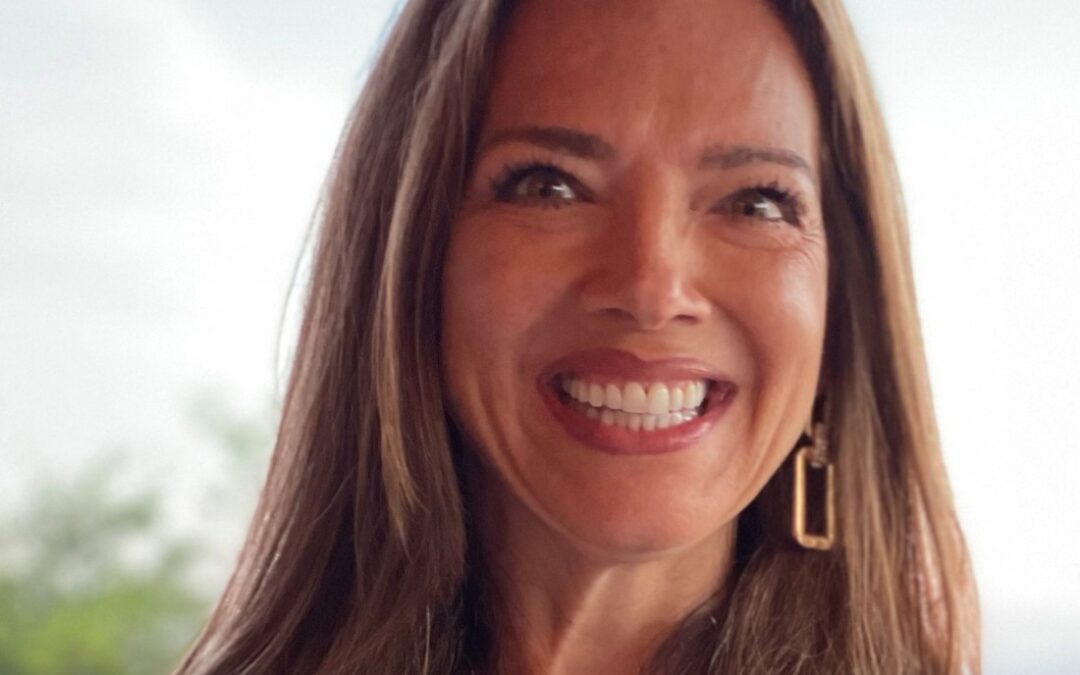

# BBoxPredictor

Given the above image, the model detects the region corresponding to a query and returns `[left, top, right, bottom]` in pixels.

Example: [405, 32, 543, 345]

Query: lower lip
[538, 380, 736, 455]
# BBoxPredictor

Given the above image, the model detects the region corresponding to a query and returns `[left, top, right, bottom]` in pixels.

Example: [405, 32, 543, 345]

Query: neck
[473, 478, 735, 675]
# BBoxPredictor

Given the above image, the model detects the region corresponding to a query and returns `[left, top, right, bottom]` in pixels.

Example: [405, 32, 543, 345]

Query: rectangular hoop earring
[792, 442, 835, 550]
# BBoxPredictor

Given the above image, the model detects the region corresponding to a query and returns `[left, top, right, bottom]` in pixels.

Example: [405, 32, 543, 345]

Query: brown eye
[733, 192, 782, 220]
[493, 164, 586, 206]
[517, 169, 576, 200]
[719, 186, 801, 225]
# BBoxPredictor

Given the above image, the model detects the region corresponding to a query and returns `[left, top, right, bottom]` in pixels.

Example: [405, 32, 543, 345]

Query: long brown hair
[175, 1, 978, 672]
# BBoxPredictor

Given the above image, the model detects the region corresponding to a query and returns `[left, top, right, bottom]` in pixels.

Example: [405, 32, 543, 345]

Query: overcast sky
[2, 1, 1078, 671]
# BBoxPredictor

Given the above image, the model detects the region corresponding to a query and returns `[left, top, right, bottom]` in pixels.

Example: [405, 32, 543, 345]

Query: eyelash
[489, 161, 807, 226]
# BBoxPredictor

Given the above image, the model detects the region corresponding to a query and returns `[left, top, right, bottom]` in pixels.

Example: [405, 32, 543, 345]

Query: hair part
[175, 1, 978, 673]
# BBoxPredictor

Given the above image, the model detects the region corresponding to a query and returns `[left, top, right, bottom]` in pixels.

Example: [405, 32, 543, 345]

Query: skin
[441, 0, 827, 672]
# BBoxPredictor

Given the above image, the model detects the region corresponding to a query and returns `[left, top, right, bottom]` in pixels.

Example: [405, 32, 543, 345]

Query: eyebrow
[478, 124, 815, 179]
[479, 125, 617, 160]
[698, 144, 816, 180]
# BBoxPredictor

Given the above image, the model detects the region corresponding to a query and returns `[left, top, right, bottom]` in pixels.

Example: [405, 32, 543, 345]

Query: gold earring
[792, 417, 835, 550]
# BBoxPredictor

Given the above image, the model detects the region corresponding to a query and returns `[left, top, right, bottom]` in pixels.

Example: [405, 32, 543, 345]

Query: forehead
[484, 0, 819, 171]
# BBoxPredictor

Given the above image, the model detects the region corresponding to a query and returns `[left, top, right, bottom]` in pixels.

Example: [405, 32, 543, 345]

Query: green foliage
[0, 392, 277, 675]
[0, 452, 206, 675]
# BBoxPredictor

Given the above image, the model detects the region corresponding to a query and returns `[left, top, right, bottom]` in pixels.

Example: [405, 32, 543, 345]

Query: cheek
[793, 246, 829, 353]
[442, 211, 594, 362]
[724, 244, 828, 462]
[755, 258, 827, 374]
[442, 222, 507, 400]
[445, 223, 537, 337]
[440, 217, 564, 432]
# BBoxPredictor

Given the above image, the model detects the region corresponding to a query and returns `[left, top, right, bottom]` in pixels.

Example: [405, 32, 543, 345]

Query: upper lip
[539, 347, 735, 385]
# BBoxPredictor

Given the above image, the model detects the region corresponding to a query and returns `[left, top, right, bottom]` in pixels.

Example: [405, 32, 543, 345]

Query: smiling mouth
[553, 374, 732, 432]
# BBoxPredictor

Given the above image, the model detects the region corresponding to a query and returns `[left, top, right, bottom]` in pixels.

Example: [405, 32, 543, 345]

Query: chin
[540, 490, 737, 562]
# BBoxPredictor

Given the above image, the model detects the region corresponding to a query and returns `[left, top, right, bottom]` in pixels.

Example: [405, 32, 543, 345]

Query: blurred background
[1, 0, 1076, 672]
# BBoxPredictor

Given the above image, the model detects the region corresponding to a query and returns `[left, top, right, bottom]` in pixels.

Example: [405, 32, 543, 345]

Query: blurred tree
[0, 451, 205, 674]
[0, 391, 277, 675]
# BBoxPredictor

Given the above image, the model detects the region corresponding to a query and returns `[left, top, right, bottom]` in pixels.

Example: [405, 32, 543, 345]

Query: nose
[579, 174, 711, 331]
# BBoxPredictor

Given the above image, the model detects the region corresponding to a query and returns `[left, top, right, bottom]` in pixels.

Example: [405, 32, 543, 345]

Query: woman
[177, 0, 978, 672]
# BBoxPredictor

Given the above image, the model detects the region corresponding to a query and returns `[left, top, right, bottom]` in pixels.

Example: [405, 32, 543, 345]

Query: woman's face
[442, 0, 827, 557]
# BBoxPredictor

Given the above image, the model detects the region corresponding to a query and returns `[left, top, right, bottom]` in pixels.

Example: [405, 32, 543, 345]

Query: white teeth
[604, 383, 622, 410]
[647, 384, 670, 415]
[623, 382, 649, 413]
[688, 382, 707, 408]
[669, 385, 684, 412]
[563, 376, 709, 412]
[588, 383, 605, 408]
[566, 398, 701, 431]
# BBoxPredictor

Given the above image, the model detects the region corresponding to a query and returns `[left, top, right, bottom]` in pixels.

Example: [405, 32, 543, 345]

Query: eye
[717, 185, 803, 226]
[733, 190, 783, 220]
[492, 163, 588, 207]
